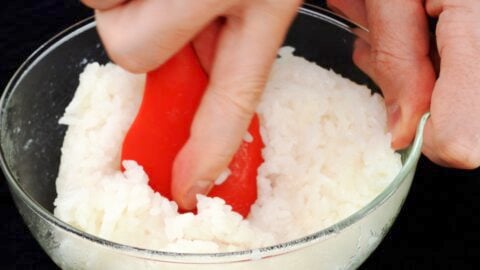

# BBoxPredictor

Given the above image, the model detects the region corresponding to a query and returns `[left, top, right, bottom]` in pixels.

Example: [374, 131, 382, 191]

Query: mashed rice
[54, 47, 401, 253]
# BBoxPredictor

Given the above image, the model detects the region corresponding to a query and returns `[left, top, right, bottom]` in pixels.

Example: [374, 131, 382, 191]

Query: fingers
[171, 0, 301, 210]
[358, 0, 435, 149]
[327, 0, 368, 27]
[94, 0, 235, 73]
[81, 0, 127, 11]
[422, 0, 480, 168]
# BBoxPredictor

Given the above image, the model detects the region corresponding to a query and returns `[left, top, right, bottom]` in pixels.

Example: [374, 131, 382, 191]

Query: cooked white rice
[54, 47, 401, 253]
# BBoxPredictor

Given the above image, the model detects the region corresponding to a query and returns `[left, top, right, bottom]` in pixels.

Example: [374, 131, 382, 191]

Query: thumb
[171, 2, 300, 210]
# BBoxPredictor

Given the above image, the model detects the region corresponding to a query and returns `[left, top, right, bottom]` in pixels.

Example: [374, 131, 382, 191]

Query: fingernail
[387, 103, 401, 134]
[185, 180, 213, 207]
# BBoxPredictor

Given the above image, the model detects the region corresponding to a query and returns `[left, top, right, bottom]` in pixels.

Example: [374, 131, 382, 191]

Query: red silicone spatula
[121, 44, 263, 217]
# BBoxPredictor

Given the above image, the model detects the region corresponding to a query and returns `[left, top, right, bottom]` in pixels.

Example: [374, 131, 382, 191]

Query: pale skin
[82, 0, 480, 210]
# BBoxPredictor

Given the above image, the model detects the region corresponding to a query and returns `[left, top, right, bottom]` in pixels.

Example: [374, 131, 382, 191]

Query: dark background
[0, 1, 479, 269]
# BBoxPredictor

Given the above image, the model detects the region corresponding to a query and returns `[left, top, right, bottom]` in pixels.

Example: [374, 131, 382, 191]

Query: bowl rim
[0, 4, 428, 263]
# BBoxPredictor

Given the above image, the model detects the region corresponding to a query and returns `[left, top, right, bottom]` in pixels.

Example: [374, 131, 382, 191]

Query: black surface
[0, 1, 479, 269]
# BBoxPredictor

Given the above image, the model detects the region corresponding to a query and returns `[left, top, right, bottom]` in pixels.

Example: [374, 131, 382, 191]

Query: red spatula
[121, 44, 263, 217]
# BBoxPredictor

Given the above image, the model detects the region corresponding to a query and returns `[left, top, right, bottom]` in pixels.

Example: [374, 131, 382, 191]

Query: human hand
[327, 0, 480, 169]
[81, 0, 301, 209]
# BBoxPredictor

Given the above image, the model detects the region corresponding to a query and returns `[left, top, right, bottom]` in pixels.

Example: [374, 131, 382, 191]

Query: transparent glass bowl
[0, 5, 428, 270]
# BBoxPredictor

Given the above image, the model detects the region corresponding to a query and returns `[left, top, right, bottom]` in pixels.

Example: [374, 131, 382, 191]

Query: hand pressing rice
[54, 47, 401, 253]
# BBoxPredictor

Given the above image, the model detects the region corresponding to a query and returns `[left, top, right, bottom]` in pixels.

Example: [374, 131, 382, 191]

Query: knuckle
[97, 24, 159, 73]
[435, 133, 480, 169]
[190, 136, 233, 162]
[211, 76, 266, 120]
[370, 52, 396, 78]
[427, 0, 479, 17]
[442, 0, 473, 10]
[211, 90, 254, 122]
[371, 48, 409, 66]
[370, 48, 412, 78]
[100, 36, 146, 73]
[114, 55, 149, 74]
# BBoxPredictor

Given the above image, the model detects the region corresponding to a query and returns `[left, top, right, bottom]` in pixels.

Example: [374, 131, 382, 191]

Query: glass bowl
[0, 4, 428, 270]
